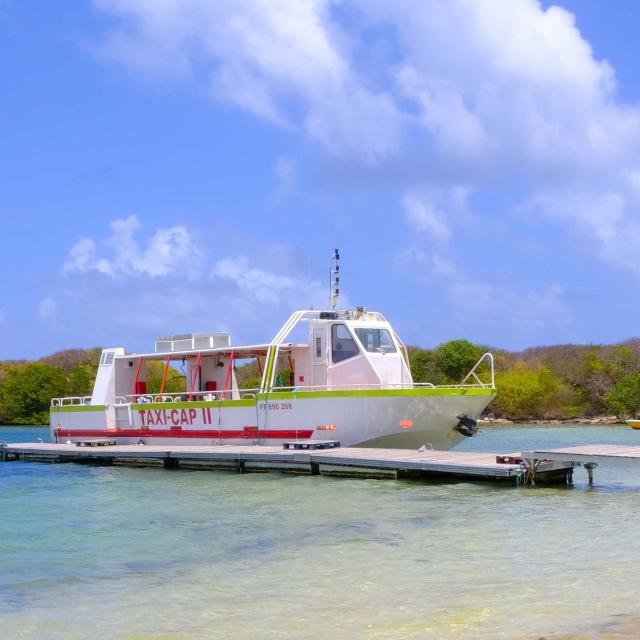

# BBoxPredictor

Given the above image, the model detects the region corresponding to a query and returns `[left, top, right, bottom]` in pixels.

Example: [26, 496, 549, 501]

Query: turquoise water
[2, 425, 640, 639]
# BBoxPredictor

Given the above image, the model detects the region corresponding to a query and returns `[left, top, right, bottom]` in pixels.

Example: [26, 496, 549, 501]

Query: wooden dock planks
[522, 444, 640, 465]
[0, 442, 563, 483]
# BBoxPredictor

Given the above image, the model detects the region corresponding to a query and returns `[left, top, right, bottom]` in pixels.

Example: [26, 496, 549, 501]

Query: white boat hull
[50, 389, 495, 451]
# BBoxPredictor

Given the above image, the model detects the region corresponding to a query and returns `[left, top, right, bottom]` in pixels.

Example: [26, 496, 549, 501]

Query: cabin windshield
[331, 324, 360, 363]
[354, 328, 397, 353]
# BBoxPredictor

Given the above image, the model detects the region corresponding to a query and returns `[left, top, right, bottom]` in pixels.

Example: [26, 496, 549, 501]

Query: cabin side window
[331, 324, 360, 363]
[354, 328, 397, 353]
[100, 350, 115, 366]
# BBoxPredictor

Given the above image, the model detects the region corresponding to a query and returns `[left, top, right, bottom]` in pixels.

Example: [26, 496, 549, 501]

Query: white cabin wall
[328, 354, 380, 388]
[186, 360, 196, 394]
[231, 370, 239, 399]
[194, 355, 240, 397]
[345, 319, 414, 388]
[200, 357, 226, 394]
[367, 354, 410, 387]
[91, 348, 125, 404]
[291, 346, 312, 387]
[401, 358, 413, 385]
[113, 356, 143, 399]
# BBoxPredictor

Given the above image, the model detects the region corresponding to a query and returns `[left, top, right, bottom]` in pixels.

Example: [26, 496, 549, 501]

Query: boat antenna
[329, 248, 340, 311]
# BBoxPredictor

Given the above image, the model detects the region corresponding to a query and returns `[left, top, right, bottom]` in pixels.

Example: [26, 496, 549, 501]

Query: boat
[50, 253, 496, 450]
[627, 421, 640, 430]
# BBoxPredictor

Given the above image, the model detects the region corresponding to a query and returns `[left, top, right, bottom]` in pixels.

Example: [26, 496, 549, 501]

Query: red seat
[135, 381, 147, 395]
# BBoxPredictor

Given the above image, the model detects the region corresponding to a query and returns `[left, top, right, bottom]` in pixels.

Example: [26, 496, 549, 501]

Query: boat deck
[0, 442, 572, 484]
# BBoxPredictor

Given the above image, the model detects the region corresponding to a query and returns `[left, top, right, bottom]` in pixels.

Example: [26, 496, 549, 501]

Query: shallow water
[1, 424, 640, 639]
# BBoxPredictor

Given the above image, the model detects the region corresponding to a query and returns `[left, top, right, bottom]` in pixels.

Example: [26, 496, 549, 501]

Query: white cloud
[63, 215, 199, 279]
[63, 237, 113, 276]
[524, 187, 640, 278]
[403, 186, 470, 243]
[351, 0, 640, 180]
[211, 255, 326, 306]
[92, 0, 639, 172]
[48, 249, 334, 351]
[271, 156, 297, 204]
[433, 252, 572, 332]
[398, 250, 574, 346]
[91, 0, 640, 280]
[93, 0, 404, 160]
[404, 193, 450, 243]
[37, 297, 57, 321]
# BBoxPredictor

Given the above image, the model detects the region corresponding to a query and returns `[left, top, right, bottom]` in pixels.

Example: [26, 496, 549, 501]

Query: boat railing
[53, 357, 495, 407]
[51, 396, 92, 407]
[113, 389, 263, 405]
[265, 381, 493, 393]
[460, 353, 495, 388]
[53, 377, 496, 407]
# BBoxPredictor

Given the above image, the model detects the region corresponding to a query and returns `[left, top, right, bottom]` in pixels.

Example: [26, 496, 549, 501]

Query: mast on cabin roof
[329, 248, 340, 311]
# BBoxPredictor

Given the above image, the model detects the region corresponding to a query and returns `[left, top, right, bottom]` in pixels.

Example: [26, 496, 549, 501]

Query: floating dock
[522, 444, 640, 484]
[0, 442, 574, 485]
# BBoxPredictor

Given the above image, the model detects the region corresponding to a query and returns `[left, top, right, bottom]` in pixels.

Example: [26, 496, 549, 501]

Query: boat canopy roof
[114, 343, 305, 362]
[111, 308, 392, 364]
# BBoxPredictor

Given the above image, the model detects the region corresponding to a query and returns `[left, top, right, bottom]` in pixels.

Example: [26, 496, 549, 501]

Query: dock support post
[163, 453, 179, 469]
[584, 462, 597, 486]
[529, 458, 536, 487]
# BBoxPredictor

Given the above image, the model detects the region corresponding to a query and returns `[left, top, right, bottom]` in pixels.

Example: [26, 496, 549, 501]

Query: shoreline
[480, 416, 627, 426]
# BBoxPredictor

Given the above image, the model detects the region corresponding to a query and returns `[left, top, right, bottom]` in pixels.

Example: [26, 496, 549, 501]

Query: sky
[2, 0, 640, 359]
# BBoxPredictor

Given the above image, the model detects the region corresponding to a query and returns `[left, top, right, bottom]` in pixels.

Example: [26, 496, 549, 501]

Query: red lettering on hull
[140, 408, 209, 427]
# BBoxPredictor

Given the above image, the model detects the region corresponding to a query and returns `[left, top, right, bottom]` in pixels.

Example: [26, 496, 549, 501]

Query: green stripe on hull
[258, 388, 495, 400]
[52, 388, 494, 413]
[50, 405, 106, 413]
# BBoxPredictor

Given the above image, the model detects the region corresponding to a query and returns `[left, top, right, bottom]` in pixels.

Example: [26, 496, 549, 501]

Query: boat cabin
[85, 308, 413, 406]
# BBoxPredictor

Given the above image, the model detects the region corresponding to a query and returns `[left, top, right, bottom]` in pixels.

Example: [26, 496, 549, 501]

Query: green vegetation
[0, 363, 68, 425]
[3, 338, 640, 425]
[604, 373, 640, 417]
[146, 361, 187, 394]
[0, 348, 189, 426]
[435, 340, 484, 382]
[491, 365, 571, 420]
[408, 338, 640, 421]
[0, 349, 103, 425]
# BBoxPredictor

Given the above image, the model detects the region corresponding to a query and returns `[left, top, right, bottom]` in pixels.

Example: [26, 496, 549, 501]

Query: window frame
[353, 327, 398, 354]
[331, 323, 360, 364]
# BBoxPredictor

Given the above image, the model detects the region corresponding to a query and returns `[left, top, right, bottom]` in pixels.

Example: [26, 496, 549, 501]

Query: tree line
[409, 338, 640, 420]
[0, 349, 184, 425]
[2, 339, 640, 425]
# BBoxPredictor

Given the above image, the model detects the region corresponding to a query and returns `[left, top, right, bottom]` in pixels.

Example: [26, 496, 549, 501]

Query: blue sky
[2, 0, 640, 359]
